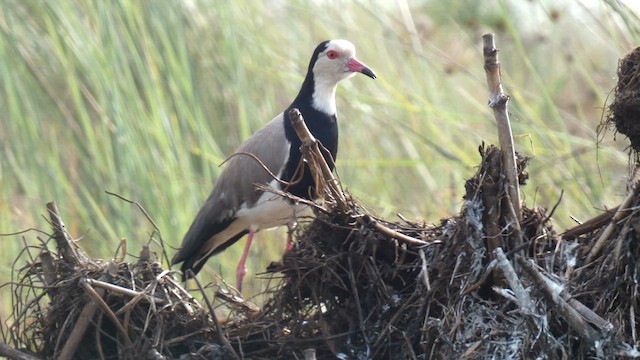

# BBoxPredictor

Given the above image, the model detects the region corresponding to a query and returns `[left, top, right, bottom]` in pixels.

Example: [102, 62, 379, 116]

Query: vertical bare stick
[46, 201, 81, 265]
[482, 34, 522, 221]
[187, 271, 240, 360]
[288, 108, 347, 209]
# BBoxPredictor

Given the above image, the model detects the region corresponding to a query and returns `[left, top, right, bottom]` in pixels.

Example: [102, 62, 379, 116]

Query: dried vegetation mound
[3, 143, 639, 360]
[1, 205, 228, 359]
[223, 145, 638, 359]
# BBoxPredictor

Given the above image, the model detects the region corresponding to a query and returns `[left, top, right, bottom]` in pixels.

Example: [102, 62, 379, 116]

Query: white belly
[202, 172, 314, 260]
[200, 190, 310, 264]
[236, 191, 310, 231]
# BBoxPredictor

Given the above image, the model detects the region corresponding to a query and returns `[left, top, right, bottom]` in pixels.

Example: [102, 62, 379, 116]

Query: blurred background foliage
[1, 0, 639, 316]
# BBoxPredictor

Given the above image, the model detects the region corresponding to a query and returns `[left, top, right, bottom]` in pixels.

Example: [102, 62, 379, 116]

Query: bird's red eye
[326, 50, 339, 60]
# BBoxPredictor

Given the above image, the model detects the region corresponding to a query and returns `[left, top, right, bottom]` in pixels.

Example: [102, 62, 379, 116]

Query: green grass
[1, 0, 638, 320]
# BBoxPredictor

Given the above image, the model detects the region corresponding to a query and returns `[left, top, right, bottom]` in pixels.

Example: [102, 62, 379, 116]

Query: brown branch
[79, 277, 133, 348]
[187, 271, 241, 360]
[57, 265, 117, 359]
[462, 259, 497, 296]
[585, 173, 640, 263]
[517, 256, 602, 341]
[84, 278, 164, 304]
[482, 34, 522, 221]
[288, 108, 347, 210]
[493, 248, 533, 313]
[115, 270, 172, 316]
[543, 189, 564, 224]
[221, 152, 291, 187]
[46, 202, 82, 265]
[0, 341, 41, 360]
[361, 215, 429, 247]
[481, 148, 502, 253]
[103, 191, 171, 266]
[562, 205, 619, 239]
[255, 183, 328, 214]
[103, 191, 161, 236]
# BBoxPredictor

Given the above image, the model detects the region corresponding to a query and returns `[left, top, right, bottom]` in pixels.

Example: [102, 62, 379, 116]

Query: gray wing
[216, 113, 291, 208]
[171, 113, 290, 269]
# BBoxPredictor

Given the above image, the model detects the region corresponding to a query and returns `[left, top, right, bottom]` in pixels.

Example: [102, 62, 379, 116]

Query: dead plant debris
[606, 46, 640, 154]
[2, 142, 639, 359]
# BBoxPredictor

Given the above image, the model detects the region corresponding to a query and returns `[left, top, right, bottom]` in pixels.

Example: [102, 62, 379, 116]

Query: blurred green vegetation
[1, 0, 639, 318]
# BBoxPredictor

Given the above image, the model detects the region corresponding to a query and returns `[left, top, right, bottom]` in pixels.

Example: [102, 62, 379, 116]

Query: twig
[585, 174, 640, 263]
[631, 302, 637, 346]
[614, 215, 636, 263]
[0, 341, 41, 360]
[57, 263, 119, 359]
[517, 256, 602, 341]
[450, 252, 465, 286]
[460, 340, 483, 359]
[504, 191, 524, 251]
[187, 271, 240, 360]
[303, 348, 317, 360]
[111, 239, 126, 263]
[288, 108, 347, 209]
[39, 251, 57, 287]
[103, 191, 172, 266]
[362, 215, 429, 246]
[543, 189, 564, 224]
[480, 146, 502, 253]
[482, 34, 521, 221]
[164, 276, 198, 315]
[222, 152, 292, 187]
[214, 287, 261, 314]
[83, 278, 164, 305]
[95, 313, 106, 360]
[46, 202, 81, 266]
[562, 205, 619, 239]
[114, 270, 175, 316]
[255, 184, 328, 214]
[347, 256, 368, 347]
[104, 192, 160, 234]
[371, 290, 422, 355]
[418, 248, 431, 291]
[493, 248, 533, 313]
[462, 259, 496, 296]
[79, 277, 133, 348]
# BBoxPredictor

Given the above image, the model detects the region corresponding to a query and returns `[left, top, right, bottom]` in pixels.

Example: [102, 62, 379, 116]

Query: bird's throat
[311, 78, 338, 115]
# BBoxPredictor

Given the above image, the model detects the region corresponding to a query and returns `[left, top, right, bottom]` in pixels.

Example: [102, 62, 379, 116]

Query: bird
[171, 39, 376, 291]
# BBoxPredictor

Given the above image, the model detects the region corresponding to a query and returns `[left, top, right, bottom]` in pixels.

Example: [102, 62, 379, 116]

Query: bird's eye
[326, 50, 339, 60]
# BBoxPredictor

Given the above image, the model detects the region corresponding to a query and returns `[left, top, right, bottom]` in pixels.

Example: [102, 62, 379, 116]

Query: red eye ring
[326, 50, 339, 60]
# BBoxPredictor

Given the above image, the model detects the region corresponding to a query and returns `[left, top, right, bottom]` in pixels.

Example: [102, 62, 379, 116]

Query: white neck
[311, 76, 338, 115]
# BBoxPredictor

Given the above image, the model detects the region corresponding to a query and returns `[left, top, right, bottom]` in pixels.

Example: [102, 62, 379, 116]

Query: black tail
[172, 217, 248, 281]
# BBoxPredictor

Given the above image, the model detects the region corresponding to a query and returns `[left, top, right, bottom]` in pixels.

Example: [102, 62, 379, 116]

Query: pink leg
[286, 231, 294, 251]
[286, 223, 295, 251]
[236, 230, 255, 292]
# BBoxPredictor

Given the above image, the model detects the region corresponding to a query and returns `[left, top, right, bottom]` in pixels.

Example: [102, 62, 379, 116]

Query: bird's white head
[313, 39, 376, 83]
[310, 39, 376, 114]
